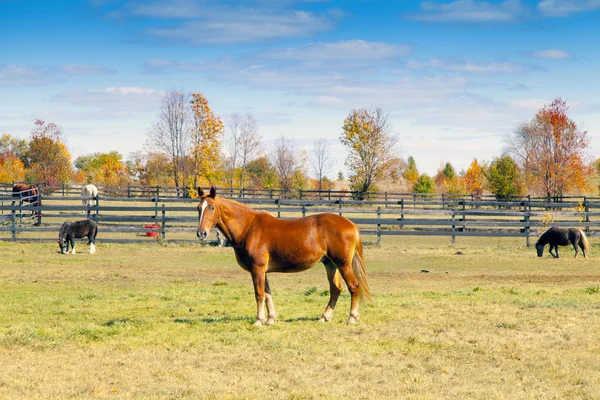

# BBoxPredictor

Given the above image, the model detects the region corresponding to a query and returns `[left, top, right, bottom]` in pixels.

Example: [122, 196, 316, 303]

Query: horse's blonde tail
[352, 230, 372, 302]
[581, 230, 590, 254]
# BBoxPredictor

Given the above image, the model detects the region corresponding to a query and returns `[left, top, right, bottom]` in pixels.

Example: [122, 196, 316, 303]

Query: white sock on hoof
[71, 247, 76, 254]
[89, 243, 96, 254]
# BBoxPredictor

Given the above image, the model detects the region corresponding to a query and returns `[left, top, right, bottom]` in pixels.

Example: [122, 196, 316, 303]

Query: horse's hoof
[253, 320, 265, 327]
[346, 317, 357, 325]
[266, 318, 276, 326]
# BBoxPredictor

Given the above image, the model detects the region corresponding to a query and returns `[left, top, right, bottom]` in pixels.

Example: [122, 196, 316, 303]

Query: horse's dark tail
[580, 230, 590, 254]
[352, 229, 372, 302]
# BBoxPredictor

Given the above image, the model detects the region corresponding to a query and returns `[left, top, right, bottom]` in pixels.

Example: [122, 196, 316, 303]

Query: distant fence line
[0, 194, 598, 246]
[2, 181, 599, 204]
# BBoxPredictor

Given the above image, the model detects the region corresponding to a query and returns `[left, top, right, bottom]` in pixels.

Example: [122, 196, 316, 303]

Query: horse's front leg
[573, 242, 579, 258]
[251, 265, 268, 327]
[69, 237, 76, 254]
[264, 276, 277, 325]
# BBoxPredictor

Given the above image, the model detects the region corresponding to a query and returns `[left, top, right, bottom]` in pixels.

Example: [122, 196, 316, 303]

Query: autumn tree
[225, 113, 262, 189]
[413, 174, 435, 194]
[272, 135, 307, 192]
[127, 151, 174, 186]
[24, 120, 73, 187]
[75, 151, 129, 185]
[485, 155, 523, 201]
[246, 156, 278, 190]
[146, 89, 192, 193]
[0, 152, 25, 182]
[402, 156, 419, 189]
[310, 138, 335, 192]
[191, 93, 224, 186]
[340, 107, 399, 196]
[0, 133, 28, 160]
[508, 98, 591, 201]
[464, 158, 486, 199]
[434, 161, 457, 192]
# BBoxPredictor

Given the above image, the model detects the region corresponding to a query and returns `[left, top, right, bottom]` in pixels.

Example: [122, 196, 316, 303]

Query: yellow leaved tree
[190, 93, 224, 187]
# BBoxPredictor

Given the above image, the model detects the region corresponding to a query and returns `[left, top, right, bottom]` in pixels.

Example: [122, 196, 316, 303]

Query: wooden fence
[1, 194, 599, 246]
[3, 182, 600, 204]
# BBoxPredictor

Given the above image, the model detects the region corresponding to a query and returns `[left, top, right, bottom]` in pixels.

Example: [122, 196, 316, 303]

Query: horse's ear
[209, 186, 216, 198]
[197, 187, 204, 198]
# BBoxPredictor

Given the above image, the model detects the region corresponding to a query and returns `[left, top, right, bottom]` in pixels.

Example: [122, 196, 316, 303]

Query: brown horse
[12, 183, 41, 205]
[196, 187, 371, 326]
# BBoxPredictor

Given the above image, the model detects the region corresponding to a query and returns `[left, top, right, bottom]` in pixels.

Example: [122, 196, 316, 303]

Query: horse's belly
[267, 254, 323, 273]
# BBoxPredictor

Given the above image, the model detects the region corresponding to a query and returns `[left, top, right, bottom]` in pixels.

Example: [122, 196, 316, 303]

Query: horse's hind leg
[336, 262, 360, 325]
[319, 259, 342, 323]
[264, 276, 276, 325]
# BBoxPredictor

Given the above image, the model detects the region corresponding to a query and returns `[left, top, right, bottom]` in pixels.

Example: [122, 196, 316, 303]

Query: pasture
[0, 236, 599, 399]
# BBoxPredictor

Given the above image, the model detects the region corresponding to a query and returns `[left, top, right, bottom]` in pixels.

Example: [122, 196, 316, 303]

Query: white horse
[81, 184, 98, 208]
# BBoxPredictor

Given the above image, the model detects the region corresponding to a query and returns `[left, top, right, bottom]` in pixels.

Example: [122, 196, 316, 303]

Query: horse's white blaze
[199, 200, 208, 229]
[89, 243, 96, 254]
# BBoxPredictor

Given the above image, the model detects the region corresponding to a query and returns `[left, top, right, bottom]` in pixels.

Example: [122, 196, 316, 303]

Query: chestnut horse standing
[196, 187, 371, 326]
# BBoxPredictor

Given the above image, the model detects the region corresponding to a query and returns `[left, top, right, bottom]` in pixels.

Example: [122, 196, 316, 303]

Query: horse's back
[82, 184, 98, 196]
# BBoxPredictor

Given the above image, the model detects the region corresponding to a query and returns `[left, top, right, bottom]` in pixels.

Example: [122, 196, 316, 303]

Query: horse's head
[197, 186, 219, 241]
[535, 243, 544, 257]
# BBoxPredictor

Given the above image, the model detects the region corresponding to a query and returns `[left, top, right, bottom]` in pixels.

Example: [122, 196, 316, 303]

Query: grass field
[1, 236, 600, 399]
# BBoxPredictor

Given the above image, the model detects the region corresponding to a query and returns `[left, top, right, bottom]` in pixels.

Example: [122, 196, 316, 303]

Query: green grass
[1, 237, 600, 398]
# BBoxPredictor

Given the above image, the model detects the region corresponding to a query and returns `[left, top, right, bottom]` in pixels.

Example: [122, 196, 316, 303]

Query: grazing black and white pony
[536, 227, 589, 258]
[58, 220, 98, 254]
[81, 184, 98, 207]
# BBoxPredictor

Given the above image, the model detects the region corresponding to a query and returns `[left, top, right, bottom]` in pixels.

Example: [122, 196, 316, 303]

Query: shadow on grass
[174, 315, 320, 324]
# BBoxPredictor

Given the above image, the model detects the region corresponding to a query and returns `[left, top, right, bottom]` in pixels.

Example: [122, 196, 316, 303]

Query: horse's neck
[216, 198, 257, 245]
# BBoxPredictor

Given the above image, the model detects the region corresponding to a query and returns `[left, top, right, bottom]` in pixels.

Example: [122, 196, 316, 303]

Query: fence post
[302, 204, 306, 218]
[400, 199, 405, 229]
[95, 195, 100, 222]
[156, 185, 160, 200]
[461, 200, 466, 232]
[584, 197, 590, 234]
[161, 204, 166, 240]
[11, 201, 16, 240]
[451, 209, 456, 245]
[128, 185, 131, 198]
[377, 206, 381, 245]
[385, 192, 388, 208]
[277, 199, 281, 219]
[338, 199, 343, 216]
[523, 199, 530, 247]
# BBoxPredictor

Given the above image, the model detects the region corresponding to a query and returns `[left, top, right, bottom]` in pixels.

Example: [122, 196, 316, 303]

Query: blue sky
[1, 0, 599, 176]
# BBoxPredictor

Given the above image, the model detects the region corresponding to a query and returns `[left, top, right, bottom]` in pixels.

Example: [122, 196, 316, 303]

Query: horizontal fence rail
[0, 194, 598, 246]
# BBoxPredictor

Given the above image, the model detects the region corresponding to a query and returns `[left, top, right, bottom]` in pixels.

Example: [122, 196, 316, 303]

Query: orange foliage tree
[24, 120, 73, 187]
[464, 158, 486, 198]
[0, 152, 25, 182]
[190, 93, 224, 187]
[75, 151, 129, 185]
[509, 98, 591, 200]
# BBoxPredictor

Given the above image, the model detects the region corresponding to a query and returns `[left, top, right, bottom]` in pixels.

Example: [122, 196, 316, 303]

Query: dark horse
[58, 220, 98, 254]
[12, 183, 42, 225]
[196, 187, 371, 326]
[12, 183, 42, 208]
[536, 227, 589, 258]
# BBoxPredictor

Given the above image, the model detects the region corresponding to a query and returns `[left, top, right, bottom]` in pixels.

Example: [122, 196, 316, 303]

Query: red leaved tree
[508, 98, 591, 201]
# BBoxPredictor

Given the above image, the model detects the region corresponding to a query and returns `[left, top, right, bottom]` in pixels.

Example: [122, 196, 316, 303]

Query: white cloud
[531, 49, 571, 59]
[406, 58, 539, 73]
[408, 0, 528, 23]
[101, 0, 339, 44]
[510, 98, 547, 110]
[262, 40, 412, 64]
[0, 63, 117, 86]
[537, 0, 600, 17]
[58, 64, 117, 75]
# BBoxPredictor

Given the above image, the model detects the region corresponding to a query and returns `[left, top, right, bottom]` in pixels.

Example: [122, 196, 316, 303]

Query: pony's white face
[57, 237, 67, 254]
[197, 197, 218, 241]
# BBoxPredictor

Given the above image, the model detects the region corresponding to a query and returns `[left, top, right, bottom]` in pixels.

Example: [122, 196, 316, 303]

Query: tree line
[0, 93, 594, 200]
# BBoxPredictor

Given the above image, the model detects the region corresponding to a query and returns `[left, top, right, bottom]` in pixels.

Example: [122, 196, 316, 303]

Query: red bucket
[144, 224, 160, 237]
